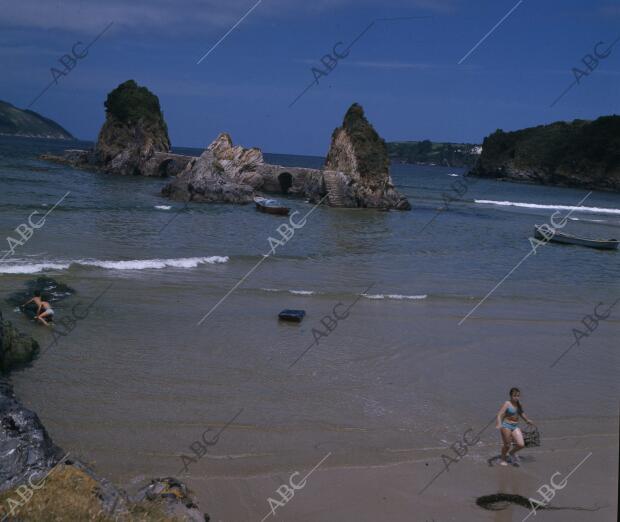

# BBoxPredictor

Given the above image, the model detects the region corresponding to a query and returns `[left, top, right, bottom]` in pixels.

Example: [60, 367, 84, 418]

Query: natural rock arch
[278, 172, 293, 194]
[158, 159, 174, 177]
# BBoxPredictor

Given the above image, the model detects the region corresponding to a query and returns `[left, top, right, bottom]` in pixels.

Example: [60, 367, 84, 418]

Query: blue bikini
[501, 404, 519, 431]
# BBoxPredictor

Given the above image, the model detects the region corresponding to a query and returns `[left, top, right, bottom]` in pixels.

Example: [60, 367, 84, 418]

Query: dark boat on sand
[534, 225, 619, 250]
[254, 196, 289, 216]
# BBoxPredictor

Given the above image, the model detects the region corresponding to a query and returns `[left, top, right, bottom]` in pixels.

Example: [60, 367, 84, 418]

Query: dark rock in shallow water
[5, 276, 75, 321]
[5, 276, 75, 306]
[0, 310, 39, 372]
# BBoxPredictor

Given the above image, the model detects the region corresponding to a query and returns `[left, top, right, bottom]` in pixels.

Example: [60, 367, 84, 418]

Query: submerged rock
[324, 103, 411, 210]
[5, 276, 75, 321]
[162, 133, 258, 204]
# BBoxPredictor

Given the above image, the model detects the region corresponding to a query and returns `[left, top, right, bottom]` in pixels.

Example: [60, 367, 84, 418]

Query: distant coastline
[0, 132, 75, 140]
[387, 140, 481, 167]
[0, 101, 74, 140]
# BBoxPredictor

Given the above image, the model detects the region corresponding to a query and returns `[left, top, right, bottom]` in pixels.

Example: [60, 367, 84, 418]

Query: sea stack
[95, 80, 172, 176]
[39, 80, 190, 177]
[324, 103, 411, 210]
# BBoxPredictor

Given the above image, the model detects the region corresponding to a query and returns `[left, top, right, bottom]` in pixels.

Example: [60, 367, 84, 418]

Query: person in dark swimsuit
[495, 387, 534, 466]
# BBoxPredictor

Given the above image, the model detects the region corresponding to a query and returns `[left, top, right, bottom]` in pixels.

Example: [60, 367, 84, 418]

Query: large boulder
[162, 133, 259, 204]
[95, 80, 171, 176]
[1, 309, 58, 492]
[0, 377, 61, 492]
[207, 132, 265, 188]
[324, 103, 411, 210]
[0, 310, 39, 372]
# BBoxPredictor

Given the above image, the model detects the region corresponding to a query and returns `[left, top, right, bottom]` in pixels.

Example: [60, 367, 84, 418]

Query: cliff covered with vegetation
[468, 116, 620, 192]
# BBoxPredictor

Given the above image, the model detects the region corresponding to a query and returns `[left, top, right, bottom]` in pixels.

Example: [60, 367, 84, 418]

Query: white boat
[254, 196, 289, 216]
[534, 225, 619, 250]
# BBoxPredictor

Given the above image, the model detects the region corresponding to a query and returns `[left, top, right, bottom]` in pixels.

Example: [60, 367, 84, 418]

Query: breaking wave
[362, 293, 427, 300]
[0, 256, 229, 274]
[474, 199, 620, 215]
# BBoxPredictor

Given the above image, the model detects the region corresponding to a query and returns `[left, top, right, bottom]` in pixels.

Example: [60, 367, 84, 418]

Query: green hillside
[0, 100, 74, 139]
[470, 116, 620, 191]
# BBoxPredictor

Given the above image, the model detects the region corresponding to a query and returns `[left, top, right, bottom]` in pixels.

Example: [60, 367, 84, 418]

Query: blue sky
[1, 0, 619, 155]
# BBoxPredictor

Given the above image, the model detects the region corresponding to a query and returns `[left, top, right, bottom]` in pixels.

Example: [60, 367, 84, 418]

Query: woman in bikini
[496, 387, 534, 466]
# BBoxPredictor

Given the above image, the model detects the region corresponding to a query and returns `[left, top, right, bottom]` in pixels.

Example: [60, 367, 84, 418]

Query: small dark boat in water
[254, 196, 289, 216]
[534, 225, 619, 250]
[278, 309, 306, 322]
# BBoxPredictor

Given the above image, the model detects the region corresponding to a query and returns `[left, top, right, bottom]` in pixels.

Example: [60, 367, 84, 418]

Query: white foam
[448, 173, 459, 177]
[155, 205, 172, 210]
[362, 293, 427, 300]
[0, 262, 70, 274]
[289, 290, 315, 295]
[475, 199, 620, 215]
[80, 256, 229, 270]
[569, 217, 606, 223]
[0, 257, 229, 274]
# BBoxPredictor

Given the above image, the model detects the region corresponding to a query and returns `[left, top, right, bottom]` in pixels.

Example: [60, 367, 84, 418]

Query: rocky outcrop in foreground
[468, 115, 620, 192]
[0, 311, 39, 373]
[1, 309, 59, 494]
[1, 299, 207, 521]
[324, 103, 411, 210]
[162, 133, 258, 204]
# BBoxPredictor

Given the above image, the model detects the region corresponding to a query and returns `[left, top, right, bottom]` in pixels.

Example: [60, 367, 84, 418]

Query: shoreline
[191, 421, 618, 521]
